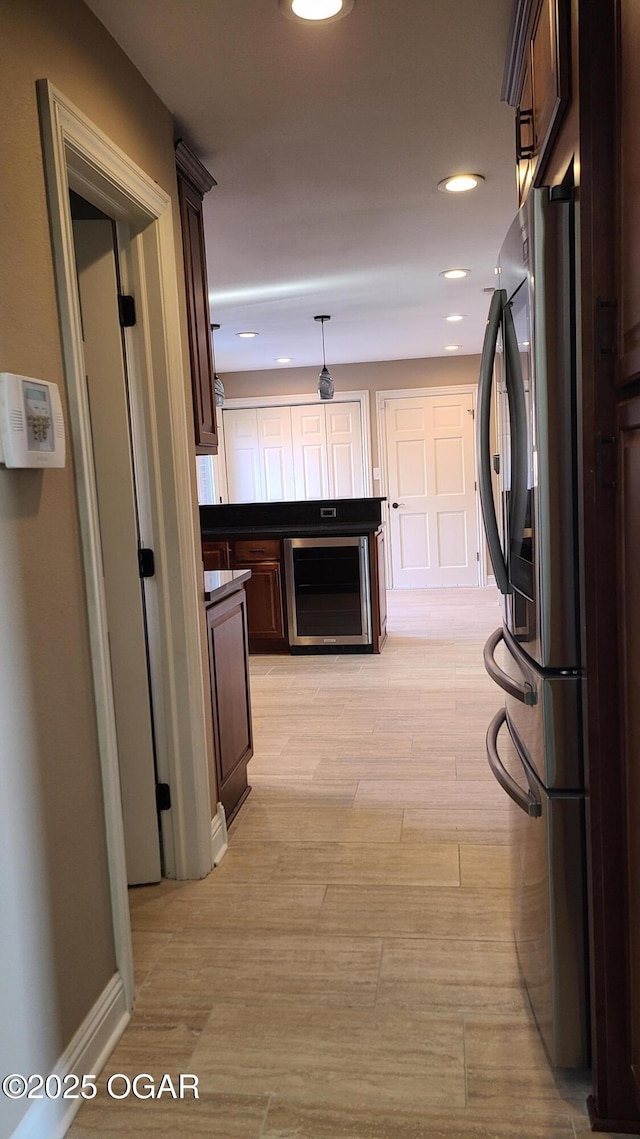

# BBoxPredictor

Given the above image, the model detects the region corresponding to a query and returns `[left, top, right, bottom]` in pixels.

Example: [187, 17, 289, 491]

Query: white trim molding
[211, 802, 229, 867]
[37, 81, 214, 1007]
[11, 973, 129, 1139]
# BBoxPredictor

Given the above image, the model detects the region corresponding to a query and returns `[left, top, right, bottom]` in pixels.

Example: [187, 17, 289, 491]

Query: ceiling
[84, 0, 516, 372]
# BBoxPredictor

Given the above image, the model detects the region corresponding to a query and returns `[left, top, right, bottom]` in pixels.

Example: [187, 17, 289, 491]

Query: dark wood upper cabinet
[619, 0, 640, 386]
[618, 396, 640, 1107]
[504, 0, 570, 205]
[175, 139, 218, 453]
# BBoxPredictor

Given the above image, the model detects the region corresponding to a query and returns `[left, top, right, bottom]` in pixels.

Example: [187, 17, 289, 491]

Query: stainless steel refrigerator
[477, 184, 589, 1068]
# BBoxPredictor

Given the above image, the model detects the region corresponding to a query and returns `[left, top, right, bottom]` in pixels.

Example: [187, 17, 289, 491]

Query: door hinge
[138, 547, 155, 578]
[156, 783, 171, 812]
[467, 407, 475, 420]
[595, 297, 617, 358]
[118, 294, 136, 327]
[476, 551, 480, 562]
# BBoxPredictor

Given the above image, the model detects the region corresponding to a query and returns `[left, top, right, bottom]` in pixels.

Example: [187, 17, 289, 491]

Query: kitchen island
[201, 498, 387, 654]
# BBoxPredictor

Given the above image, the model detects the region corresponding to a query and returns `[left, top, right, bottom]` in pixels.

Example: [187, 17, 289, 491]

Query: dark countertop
[203, 522, 382, 538]
[204, 568, 251, 605]
[201, 497, 385, 539]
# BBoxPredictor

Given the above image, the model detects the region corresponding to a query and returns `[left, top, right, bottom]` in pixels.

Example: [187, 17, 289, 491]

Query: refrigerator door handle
[477, 288, 510, 595]
[483, 627, 537, 705]
[502, 299, 529, 553]
[486, 708, 542, 817]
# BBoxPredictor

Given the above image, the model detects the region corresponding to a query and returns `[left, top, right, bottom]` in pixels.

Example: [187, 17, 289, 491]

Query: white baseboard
[211, 801, 228, 867]
[11, 972, 129, 1139]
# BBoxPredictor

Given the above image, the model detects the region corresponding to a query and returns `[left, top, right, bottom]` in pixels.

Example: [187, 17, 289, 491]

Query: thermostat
[0, 373, 66, 468]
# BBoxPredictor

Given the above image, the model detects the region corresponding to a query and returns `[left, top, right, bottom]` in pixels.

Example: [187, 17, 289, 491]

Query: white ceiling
[85, 0, 517, 372]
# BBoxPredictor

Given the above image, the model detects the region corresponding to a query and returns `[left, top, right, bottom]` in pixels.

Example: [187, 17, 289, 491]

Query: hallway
[69, 588, 594, 1138]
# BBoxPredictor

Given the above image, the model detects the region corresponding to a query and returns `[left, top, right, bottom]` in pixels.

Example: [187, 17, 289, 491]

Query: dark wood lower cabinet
[205, 585, 253, 823]
[239, 561, 288, 653]
[203, 540, 231, 570]
[201, 525, 387, 655]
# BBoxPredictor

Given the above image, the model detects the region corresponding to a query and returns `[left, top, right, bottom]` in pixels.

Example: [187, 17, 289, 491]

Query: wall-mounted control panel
[0, 373, 66, 468]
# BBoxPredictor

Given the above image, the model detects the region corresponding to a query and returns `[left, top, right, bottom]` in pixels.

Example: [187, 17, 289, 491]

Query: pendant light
[315, 314, 334, 400]
[210, 323, 225, 408]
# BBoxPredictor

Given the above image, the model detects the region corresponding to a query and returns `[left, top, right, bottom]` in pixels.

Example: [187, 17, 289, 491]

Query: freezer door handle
[483, 627, 537, 705]
[477, 288, 510, 595]
[486, 708, 542, 817]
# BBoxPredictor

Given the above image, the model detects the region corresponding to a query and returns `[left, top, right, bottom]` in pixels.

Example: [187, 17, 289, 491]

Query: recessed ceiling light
[440, 269, 470, 279]
[444, 344, 461, 351]
[280, 0, 355, 21]
[237, 331, 258, 338]
[275, 357, 293, 363]
[438, 174, 485, 193]
[446, 314, 464, 322]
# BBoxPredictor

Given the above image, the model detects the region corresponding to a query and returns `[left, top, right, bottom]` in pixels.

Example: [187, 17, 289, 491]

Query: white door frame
[38, 81, 213, 1008]
[375, 385, 487, 589]
[219, 390, 373, 499]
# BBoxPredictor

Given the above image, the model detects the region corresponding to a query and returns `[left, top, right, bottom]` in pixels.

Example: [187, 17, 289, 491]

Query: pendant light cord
[321, 318, 327, 368]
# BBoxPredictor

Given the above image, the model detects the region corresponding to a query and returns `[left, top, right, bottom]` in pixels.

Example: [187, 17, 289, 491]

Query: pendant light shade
[315, 315, 334, 401]
[210, 323, 225, 408]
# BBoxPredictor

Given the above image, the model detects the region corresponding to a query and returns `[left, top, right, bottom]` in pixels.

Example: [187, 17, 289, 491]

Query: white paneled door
[224, 400, 366, 502]
[224, 406, 296, 502]
[325, 401, 364, 499]
[384, 392, 479, 587]
[290, 404, 330, 499]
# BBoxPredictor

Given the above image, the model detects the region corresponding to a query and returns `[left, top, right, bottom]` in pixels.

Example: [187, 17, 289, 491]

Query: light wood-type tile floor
[68, 588, 613, 1139]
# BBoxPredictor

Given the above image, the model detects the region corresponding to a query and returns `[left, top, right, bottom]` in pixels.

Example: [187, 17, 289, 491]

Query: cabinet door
[206, 589, 253, 822]
[325, 401, 365, 498]
[531, 0, 563, 158]
[242, 564, 287, 651]
[516, 62, 535, 206]
[177, 173, 218, 453]
[619, 0, 640, 383]
[291, 404, 329, 499]
[516, 0, 569, 204]
[203, 540, 231, 570]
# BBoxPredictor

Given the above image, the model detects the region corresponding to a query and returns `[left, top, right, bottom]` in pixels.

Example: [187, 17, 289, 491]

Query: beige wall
[0, 1, 188, 1131]
[223, 353, 481, 470]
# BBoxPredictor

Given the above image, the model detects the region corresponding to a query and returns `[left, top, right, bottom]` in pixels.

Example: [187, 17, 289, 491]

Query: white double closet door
[384, 390, 479, 588]
[223, 401, 365, 502]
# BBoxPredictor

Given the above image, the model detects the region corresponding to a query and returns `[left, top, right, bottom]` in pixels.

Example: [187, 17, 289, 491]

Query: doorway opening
[70, 191, 163, 886]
